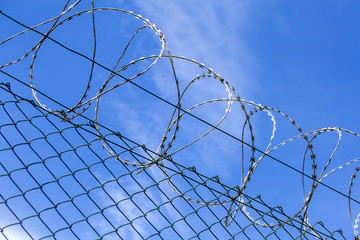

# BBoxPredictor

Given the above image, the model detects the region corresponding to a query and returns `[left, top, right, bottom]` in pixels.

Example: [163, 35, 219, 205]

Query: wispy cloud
[0, 223, 31, 240]
[99, 0, 261, 183]
[134, 0, 257, 95]
[91, 166, 194, 239]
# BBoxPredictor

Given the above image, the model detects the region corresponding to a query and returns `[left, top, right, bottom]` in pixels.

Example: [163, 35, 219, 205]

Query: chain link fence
[0, 82, 345, 239]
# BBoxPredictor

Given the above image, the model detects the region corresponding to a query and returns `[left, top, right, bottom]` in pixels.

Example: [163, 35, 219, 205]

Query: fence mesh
[0, 1, 355, 239]
[0, 82, 345, 239]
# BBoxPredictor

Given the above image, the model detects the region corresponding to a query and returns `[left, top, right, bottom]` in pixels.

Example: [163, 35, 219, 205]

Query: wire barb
[0, 2, 357, 239]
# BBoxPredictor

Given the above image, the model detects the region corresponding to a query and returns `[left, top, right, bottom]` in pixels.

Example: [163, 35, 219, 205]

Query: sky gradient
[1, 0, 360, 238]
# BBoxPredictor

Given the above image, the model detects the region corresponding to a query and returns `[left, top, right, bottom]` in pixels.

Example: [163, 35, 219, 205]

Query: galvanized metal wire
[0, 1, 358, 239]
[0, 82, 345, 239]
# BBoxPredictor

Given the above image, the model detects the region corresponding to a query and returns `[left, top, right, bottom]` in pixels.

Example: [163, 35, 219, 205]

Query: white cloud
[133, 0, 257, 96]
[96, 0, 261, 184]
[0, 225, 31, 240]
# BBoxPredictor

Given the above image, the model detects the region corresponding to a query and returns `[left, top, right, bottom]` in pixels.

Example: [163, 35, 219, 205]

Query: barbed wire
[0, 82, 345, 239]
[0, 0, 359, 238]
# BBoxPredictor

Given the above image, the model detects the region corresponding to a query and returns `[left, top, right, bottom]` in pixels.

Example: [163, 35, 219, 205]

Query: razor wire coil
[0, 1, 359, 239]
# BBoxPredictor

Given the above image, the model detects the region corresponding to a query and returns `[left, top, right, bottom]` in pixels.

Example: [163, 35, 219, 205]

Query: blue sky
[1, 0, 360, 239]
